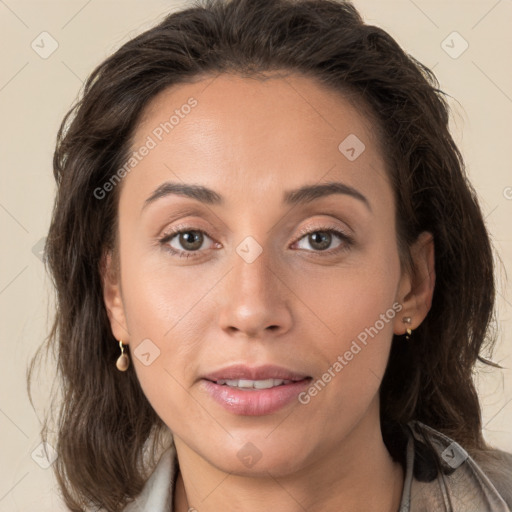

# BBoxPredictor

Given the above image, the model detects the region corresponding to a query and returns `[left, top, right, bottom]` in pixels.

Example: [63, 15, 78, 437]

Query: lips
[199, 364, 312, 415]
[202, 364, 310, 383]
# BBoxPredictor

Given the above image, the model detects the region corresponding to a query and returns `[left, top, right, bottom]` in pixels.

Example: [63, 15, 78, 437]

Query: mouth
[200, 364, 312, 415]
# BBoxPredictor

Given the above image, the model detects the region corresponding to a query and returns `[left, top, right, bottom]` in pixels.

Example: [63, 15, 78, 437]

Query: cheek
[121, 266, 201, 378]
[300, 291, 397, 435]
[298, 249, 400, 407]
[120, 244, 209, 339]
[291, 249, 400, 344]
[117, 252, 197, 414]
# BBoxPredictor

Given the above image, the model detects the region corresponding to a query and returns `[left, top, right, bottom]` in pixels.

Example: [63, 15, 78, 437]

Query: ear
[393, 231, 436, 335]
[100, 250, 130, 343]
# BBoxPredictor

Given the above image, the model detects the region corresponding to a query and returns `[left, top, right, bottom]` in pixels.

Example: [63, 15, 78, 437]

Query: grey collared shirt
[125, 421, 512, 511]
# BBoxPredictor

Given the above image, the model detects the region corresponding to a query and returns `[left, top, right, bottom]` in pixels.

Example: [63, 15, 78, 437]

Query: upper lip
[202, 364, 311, 382]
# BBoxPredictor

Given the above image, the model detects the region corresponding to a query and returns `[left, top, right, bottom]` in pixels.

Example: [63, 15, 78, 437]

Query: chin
[203, 439, 312, 478]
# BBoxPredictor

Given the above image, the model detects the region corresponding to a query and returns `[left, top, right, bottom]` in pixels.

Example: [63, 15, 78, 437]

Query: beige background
[0, 0, 511, 510]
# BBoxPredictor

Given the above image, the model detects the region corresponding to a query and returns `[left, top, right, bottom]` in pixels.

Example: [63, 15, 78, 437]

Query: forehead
[124, 72, 391, 211]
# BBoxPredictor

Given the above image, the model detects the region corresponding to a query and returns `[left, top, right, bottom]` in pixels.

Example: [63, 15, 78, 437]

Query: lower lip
[200, 378, 312, 416]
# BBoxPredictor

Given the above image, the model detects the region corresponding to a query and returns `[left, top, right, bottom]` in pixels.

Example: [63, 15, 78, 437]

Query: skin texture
[103, 73, 435, 512]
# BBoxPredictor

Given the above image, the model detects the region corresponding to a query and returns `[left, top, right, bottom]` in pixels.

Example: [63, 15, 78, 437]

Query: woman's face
[104, 73, 434, 476]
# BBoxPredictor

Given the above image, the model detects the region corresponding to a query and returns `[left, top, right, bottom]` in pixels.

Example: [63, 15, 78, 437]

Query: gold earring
[402, 317, 412, 340]
[116, 340, 130, 371]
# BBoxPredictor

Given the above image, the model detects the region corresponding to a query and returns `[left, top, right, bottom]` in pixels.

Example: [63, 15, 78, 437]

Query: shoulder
[472, 446, 512, 508]
[405, 420, 512, 512]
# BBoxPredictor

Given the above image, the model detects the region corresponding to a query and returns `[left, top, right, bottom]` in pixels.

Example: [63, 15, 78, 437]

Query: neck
[173, 404, 404, 512]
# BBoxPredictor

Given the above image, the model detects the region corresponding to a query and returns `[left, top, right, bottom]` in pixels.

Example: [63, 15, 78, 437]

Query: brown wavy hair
[28, 0, 507, 510]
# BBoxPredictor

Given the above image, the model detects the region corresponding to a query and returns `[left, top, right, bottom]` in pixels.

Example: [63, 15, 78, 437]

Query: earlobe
[393, 231, 436, 335]
[100, 250, 130, 343]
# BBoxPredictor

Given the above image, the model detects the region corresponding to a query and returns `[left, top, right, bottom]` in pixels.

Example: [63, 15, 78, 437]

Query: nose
[217, 245, 293, 339]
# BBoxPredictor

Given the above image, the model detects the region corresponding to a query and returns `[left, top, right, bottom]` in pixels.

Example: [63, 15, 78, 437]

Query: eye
[292, 226, 353, 255]
[159, 227, 216, 259]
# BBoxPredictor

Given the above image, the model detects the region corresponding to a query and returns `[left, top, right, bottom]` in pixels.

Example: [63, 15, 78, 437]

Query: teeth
[217, 378, 293, 389]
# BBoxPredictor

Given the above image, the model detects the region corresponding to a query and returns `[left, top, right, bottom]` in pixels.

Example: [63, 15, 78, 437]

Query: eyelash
[158, 224, 354, 260]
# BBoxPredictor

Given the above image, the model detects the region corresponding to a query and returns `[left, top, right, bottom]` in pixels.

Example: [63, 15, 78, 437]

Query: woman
[28, 0, 512, 510]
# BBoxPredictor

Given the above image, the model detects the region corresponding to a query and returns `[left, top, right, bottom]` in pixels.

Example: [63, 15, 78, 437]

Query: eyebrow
[142, 181, 371, 212]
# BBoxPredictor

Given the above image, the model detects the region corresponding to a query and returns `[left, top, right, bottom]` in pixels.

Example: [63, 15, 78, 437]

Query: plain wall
[0, 0, 511, 510]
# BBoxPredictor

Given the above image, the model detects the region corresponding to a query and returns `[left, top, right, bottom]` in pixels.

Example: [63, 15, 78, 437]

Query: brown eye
[159, 228, 216, 258]
[305, 231, 333, 251]
[294, 228, 350, 253]
[176, 230, 204, 251]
